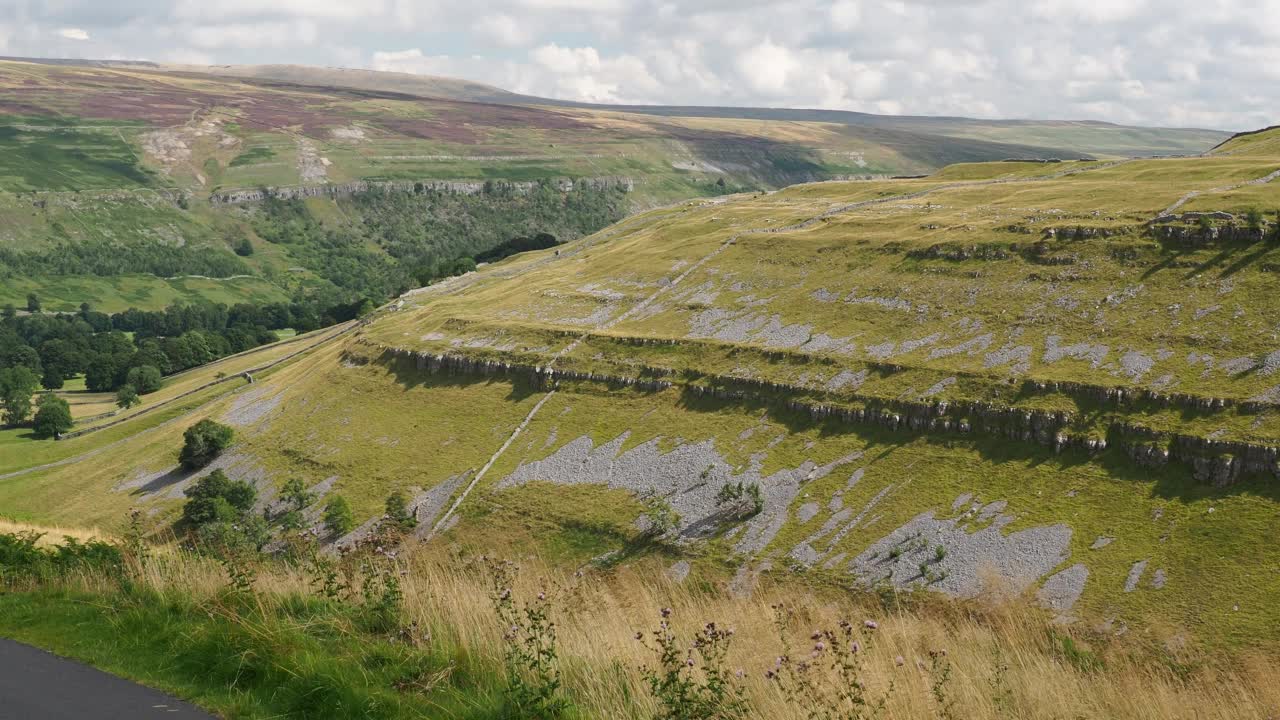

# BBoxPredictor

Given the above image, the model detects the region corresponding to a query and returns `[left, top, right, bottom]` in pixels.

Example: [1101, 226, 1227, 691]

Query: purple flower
[863, 620, 878, 630]
[661, 607, 672, 618]
[686, 658, 695, 667]
[814, 641, 826, 652]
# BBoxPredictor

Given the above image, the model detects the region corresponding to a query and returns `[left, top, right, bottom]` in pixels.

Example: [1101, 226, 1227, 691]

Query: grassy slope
[0, 60, 1231, 312]
[5, 131, 1280, 659]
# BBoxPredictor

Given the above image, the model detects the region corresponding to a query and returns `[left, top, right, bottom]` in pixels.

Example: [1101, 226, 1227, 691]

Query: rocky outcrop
[370, 338, 1280, 487]
[1150, 221, 1271, 248]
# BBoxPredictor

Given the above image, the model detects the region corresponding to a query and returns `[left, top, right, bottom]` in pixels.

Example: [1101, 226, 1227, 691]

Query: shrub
[0, 532, 123, 583]
[637, 608, 748, 720]
[1246, 208, 1264, 232]
[182, 469, 257, 528]
[0, 366, 39, 427]
[179, 419, 234, 470]
[126, 365, 163, 394]
[483, 557, 569, 717]
[639, 491, 681, 540]
[714, 482, 764, 519]
[32, 393, 73, 438]
[385, 491, 416, 530]
[115, 384, 141, 410]
[768, 607, 893, 720]
[323, 495, 355, 537]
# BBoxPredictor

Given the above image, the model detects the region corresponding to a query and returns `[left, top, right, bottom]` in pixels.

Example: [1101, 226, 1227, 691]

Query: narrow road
[0, 638, 216, 719]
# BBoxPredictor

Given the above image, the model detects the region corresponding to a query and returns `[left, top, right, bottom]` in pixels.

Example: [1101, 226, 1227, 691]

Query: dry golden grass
[0, 518, 111, 547]
[113, 541, 1280, 720]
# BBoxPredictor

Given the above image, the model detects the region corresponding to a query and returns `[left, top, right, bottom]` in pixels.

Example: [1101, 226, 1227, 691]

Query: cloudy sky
[0, 0, 1274, 130]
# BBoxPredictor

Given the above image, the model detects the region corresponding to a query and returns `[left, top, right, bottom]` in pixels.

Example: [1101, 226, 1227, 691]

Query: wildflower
[635, 632, 643, 640]
[538, 591, 546, 601]
[895, 655, 905, 667]
[735, 668, 745, 679]
[814, 641, 826, 652]
[686, 658, 695, 667]
[864, 620, 879, 630]
[661, 607, 672, 618]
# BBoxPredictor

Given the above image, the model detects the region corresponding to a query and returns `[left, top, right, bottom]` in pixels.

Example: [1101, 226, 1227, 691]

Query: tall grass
[4, 535, 1265, 720]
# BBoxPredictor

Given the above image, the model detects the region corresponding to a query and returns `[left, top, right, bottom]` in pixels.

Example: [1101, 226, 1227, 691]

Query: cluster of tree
[0, 239, 248, 280]
[1, 297, 362, 408]
[176, 419, 369, 553]
[348, 182, 625, 287]
[247, 183, 624, 298]
[0, 367, 72, 436]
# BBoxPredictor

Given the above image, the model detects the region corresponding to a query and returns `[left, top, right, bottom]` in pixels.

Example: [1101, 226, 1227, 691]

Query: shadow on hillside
[129, 467, 193, 496]
[673, 385, 1279, 506]
[374, 349, 543, 402]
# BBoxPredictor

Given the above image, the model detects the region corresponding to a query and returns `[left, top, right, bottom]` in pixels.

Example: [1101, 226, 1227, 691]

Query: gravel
[984, 345, 1033, 374]
[928, 334, 993, 360]
[667, 560, 691, 583]
[826, 370, 869, 392]
[1037, 564, 1089, 612]
[1090, 536, 1114, 550]
[410, 475, 466, 539]
[1220, 356, 1259, 375]
[498, 433, 862, 555]
[921, 377, 957, 398]
[1043, 336, 1109, 367]
[222, 386, 283, 428]
[796, 502, 820, 523]
[847, 509, 1073, 598]
[1123, 560, 1148, 592]
[1118, 351, 1154, 381]
[1152, 568, 1167, 589]
[1261, 350, 1280, 376]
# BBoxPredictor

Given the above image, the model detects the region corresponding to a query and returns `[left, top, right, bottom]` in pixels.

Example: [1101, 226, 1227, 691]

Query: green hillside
[0, 58, 1230, 314]
[5, 127, 1280, 661]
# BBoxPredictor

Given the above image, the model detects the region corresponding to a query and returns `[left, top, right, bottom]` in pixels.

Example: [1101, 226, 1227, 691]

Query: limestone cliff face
[367, 342, 1280, 488]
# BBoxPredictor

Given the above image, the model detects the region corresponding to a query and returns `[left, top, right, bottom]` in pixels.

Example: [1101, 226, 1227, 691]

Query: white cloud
[473, 13, 533, 47]
[1, 0, 1274, 129]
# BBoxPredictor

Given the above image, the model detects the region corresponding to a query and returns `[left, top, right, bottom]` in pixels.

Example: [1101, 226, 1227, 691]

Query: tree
[385, 491, 416, 530]
[115, 384, 141, 410]
[125, 365, 163, 394]
[31, 394, 73, 439]
[234, 238, 254, 257]
[179, 419, 234, 470]
[25, 293, 40, 313]
[182, 469, 256, 527]
[278, 477, 314, 530]
[323, 495, 355, 537]
[0, 366, 39, 427]
[84, 356, 119, 393]
[1246, 208, 1265, 232]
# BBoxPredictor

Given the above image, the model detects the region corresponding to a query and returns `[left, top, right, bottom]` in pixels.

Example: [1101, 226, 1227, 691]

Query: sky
[0, 0, 1275, 130]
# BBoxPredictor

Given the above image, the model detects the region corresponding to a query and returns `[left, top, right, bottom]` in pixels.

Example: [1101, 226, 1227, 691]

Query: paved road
[0, 638, 216, 719]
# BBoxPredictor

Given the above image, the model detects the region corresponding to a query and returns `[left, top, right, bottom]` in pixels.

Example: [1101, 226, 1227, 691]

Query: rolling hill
[5, 125, 1280, 663]
[0, 57, 1232, 314]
